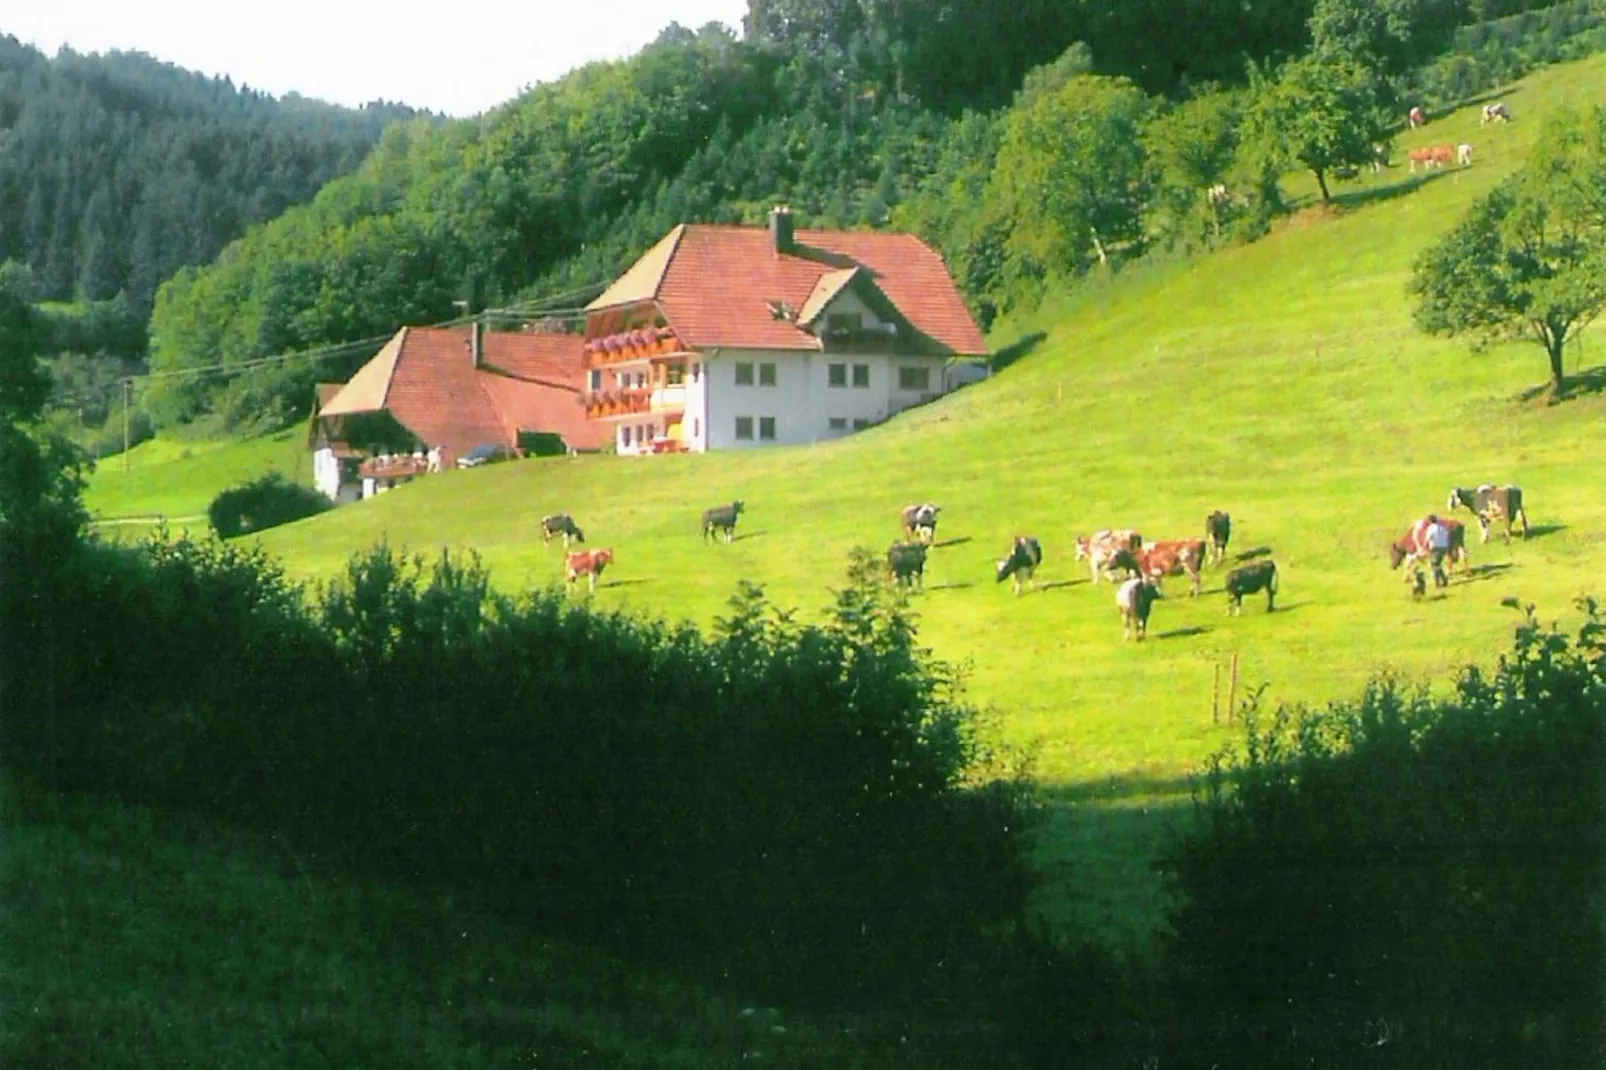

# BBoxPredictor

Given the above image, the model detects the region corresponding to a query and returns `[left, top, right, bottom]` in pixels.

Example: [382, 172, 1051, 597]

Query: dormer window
[826, 312, 862, 336]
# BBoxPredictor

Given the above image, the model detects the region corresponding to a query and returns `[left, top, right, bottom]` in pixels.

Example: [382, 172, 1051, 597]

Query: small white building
[580, 208, 990, 455]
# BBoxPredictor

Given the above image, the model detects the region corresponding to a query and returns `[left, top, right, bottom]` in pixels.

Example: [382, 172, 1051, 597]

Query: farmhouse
[582, 207, 989, 454]
[309, 323, 605, 501]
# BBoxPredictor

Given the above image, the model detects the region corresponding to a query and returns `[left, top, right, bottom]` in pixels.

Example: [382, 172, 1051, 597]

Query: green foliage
[1165, 601, 1606, 1065]
[206, 471, 332, 539]
[1243, 53, 1392, 203]
[1142, 90, 1254, 251]
[1410, 104, 1606, 393]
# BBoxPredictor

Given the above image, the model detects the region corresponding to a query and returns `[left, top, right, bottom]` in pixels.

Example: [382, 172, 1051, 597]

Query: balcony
[583, 326, 688, 368]
[580, 387, 653, 420]
[651, 384, 688, 412]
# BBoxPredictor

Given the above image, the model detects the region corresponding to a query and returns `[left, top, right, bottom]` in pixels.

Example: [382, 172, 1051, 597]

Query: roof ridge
[382, 326, 408, 410]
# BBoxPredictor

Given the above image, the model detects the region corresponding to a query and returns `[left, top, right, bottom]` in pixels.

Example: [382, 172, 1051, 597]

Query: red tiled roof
[321, 326, 604, 455]
[587, 225, 987, 356]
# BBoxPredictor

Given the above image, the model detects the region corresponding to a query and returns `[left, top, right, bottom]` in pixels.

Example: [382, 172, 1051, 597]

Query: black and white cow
[1205, 511, 1232, 566]
[1446, 484, 1528, 542]
[540, 513, 585, 547]
[900, 502, 941, 545]
[1116, 575, 1162, 641]
[887, 541, 928, 588]
[702, 500, 746, 543]
[995, 536, 1044, 596]
[1225, 559, 1278, 615]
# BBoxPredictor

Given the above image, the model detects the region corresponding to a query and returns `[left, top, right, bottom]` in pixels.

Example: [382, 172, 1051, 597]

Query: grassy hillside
[239, 56, 1606, 786]
[84, 429, 311, 529]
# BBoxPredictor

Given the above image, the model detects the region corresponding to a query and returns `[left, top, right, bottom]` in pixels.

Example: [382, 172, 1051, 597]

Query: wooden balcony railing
[583, 326, 687, 368]
[579, 387, 653, 419]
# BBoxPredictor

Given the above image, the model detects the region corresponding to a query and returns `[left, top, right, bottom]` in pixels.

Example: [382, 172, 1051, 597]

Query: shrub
[207, 472, 331, 539]
[1164, 599, 1606, 1067]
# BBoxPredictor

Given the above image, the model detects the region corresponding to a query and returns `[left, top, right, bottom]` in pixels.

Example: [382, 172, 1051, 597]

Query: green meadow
[88, 55, 1606, 950]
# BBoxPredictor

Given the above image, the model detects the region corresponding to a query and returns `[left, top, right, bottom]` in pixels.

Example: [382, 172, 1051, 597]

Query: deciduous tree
[1242, 53, 1390, 204]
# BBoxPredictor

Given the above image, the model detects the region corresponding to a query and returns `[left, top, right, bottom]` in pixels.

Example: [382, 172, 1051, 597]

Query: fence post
[1212, 662, 1222, 725]
[1227, 652, 1240, 724]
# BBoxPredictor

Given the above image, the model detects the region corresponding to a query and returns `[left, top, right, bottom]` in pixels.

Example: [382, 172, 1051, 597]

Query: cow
[1482, 102, 1512, 124]
[1136, 539, 1207, 598]
[1116, 576, 1162, 642]
[1371, 142, 1391, 173]
[1073, 529, 1143, 584]
[995, 536, 1044, 596]
[702, 500, 745, 543]
[887, 541, 928, 589]
[1408, 105, 1425, 129]
[1225, 559, 1278, 616]
[565, 548, 614, 593]
[900, 503, 941, 545]
[1447, 484, 1529, 542]
[1205, 511, 1232, 566]
[1408, 145, 1455, 172]
[1456, 142, 1475, 166]
[540, 513, 585, 547]
[1388, 517, 1469, 580]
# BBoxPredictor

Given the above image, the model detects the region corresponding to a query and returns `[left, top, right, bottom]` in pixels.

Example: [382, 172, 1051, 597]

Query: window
[828, 417, 847, 431]
[827, 362, 847, 388]
[735, 416, 754, 440]
[618, 428, 630, 449]
[735, 362, 755, 386]
[898, 365, 931, 391]
[827, 312, 862, 334]
[692, 418, 701, 438]
[588, 369, 602, 390]
[852, 363, 870, 388]
[759, 362, 777, 386]
[853, 418, 871, 430]
[667, 363, 684, 386]
[759, 416, 776, 440]
[691, 362, 701, 382]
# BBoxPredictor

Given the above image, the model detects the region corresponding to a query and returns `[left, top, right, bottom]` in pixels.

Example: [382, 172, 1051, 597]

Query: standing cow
[565, 548, 614, 593]
[1408, 105, 1426, 128]
[1074, 529, 1143, 584]
[540, 513, 585, 547]
[1388, 517, 1469, 577]
[1446, 484, 1529, 542]
[887, 542, 928, 589]
[995, 536, 1044, 596]
[900, 503, 941, 544]
[1205, 511, 1232, 566]
[1137, 539, 1207, 598]
[1482, 102, 1512, 124]
[702, 500, 746, 543]
[1116, 576, 1162, 642]
[1225, 559, 1278, 615]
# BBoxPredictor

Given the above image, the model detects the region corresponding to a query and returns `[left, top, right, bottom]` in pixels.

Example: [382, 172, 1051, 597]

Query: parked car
[457, 443, 522, 468]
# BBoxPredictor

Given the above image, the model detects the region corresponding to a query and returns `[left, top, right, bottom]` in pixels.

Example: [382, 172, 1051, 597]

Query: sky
[6, 0, 753, 117]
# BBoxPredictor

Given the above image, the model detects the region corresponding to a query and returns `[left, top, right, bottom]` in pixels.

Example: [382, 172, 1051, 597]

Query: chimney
[769, 205, 795, 256]
[470, 319, 483, 368]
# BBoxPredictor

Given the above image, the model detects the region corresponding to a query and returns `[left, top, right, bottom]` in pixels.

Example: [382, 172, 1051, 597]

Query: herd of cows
[534, 480, 1532, 644]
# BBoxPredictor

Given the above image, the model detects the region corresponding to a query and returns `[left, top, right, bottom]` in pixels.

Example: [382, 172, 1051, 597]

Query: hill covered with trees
[0, 36, 420, 322]
[135, 0, 1591, 428]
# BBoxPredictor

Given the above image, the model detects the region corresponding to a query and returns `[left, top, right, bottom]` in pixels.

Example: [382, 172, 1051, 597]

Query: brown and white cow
[1116, 575, 1162, 642]
[1408, 145, 1455, 172]
[565, 547, 614, 593]
[1136, 539, 1207, 598]
[900, 502, 941, 544]
[1388, 517, 1468, 577]
[1074, 529, 1143, 584]
[1447, 484, 1529, 542]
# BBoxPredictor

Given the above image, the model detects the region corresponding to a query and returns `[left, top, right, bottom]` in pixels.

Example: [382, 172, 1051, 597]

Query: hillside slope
[241, 55, 1604, 787]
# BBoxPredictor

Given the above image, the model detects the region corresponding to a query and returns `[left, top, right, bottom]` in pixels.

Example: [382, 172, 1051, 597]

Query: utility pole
[122, 377, 132, 471]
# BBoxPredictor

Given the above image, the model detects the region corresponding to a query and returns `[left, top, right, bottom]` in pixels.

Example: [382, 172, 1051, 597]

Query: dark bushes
[1164, 600, 1606, 1067]
[206, 471, 331, 538]
[4, 536, 1036, 1002]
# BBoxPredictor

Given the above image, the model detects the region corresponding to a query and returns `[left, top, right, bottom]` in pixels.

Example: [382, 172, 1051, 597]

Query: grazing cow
[1137, 539, 1207, 598]
[1206, 183, 1232, 209]
[1116, 576, 1162, 642]
[1482, 102, 1512, 124]
[1370, 142, 1391, 173]
[702, 500, 746, 543]
[540, 513, 585, 547]
[995, 536, 1044, 596]
[1456, 142, 1475, 166]
[1073, 529, 1143, 584]
[1447, 484, 1529, 542]
[1205, 511, 1232, 566]
[887, 541, 928, 588]
[1408, 105, 1425, 129]
[1388, 517, 1469, 576]
[900, 502, 941, 544]
[1225, 559, 1278, 615]
[565, 548, 614, 593]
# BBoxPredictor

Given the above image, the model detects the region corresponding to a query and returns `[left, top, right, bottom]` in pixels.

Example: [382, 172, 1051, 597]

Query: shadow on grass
[599, 578, 646, 589]
[1041, 772, 1200, 807]
[1330, 167, 1453, 211]
[1155, 626, 1209, 640]
[1459, 562, 1515, 584]
[1038, 579, 1084, 592]
[1516, 365, 1606, 404]
[990, 330, 1047, 375]
[931, 536, 972, 549]
[730, 530, 766, 542]
[926, 580, 976, 591]
[1522, 523, 1567, 540]
[1233, 546, 1274, 563]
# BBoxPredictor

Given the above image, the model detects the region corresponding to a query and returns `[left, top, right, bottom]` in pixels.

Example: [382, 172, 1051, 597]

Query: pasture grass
[89, 54, 1606, 958]
[83, 428, 311, 529]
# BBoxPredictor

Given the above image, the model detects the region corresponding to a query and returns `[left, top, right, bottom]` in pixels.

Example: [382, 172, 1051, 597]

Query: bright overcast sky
[6, 0, 752, 117]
